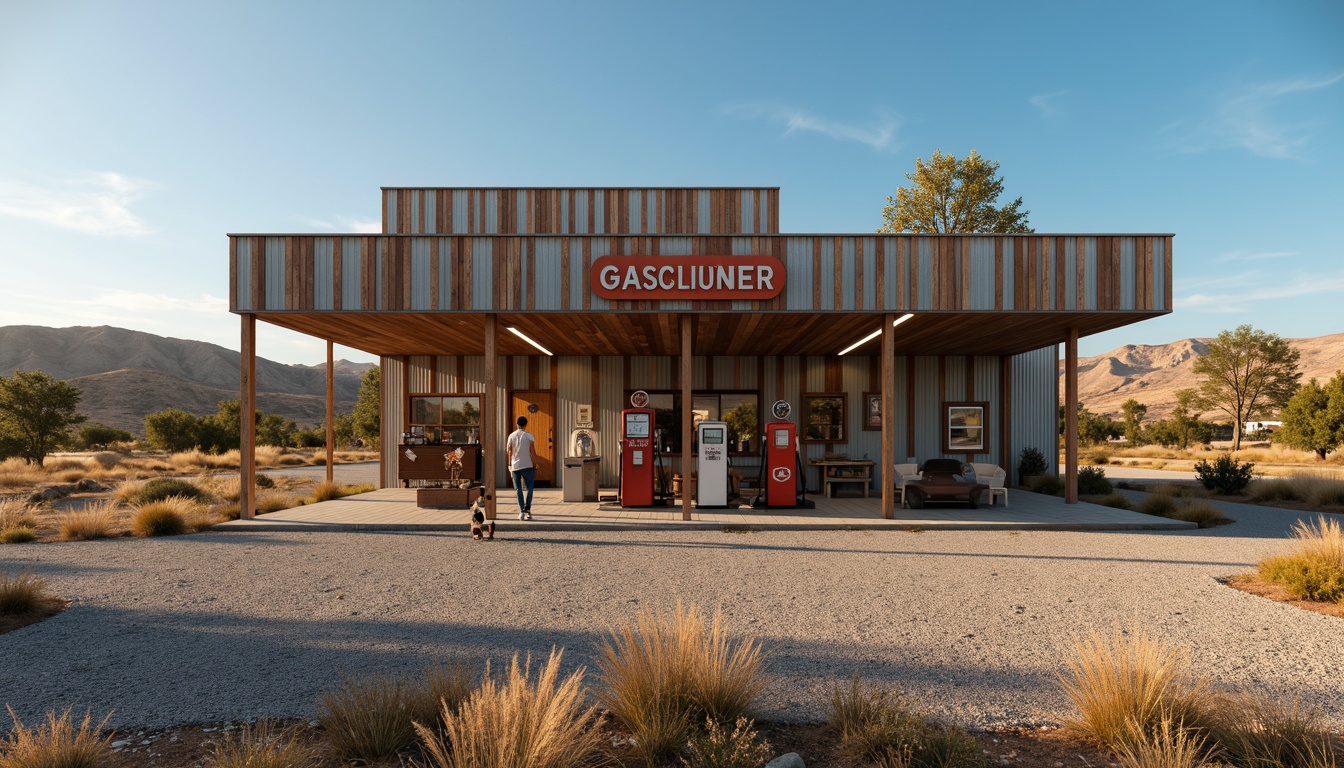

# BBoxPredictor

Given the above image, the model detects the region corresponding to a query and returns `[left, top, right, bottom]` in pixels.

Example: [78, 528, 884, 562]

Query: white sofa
[892, 463, 919, 507]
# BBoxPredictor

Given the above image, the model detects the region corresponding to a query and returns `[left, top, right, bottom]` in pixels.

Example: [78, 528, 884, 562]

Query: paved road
[1, 492, 1340, 731]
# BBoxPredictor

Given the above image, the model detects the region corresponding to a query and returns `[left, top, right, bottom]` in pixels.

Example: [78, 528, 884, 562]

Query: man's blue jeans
[512, 466, 535, 514]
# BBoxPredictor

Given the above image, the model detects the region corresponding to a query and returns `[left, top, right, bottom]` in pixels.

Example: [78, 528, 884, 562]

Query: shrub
[1136, 494, 1178, 518]
[1, 527, 36, 544]
[1193, 454, 1254, 495]
[829, 674, 981, 768]
[1250, 477, 1302, 503]
[57, 501, 120, 541]
[682, 717, 772, 768]
[0, 570, 47, 615]
[0, 499, 38, 532]
[1018, 447, 1047, 478]
[1077, 466, 1113, 495]
[255, 473, 275, 489]
[1171, 502, 1231, 528]
[1029, 475, 1064, 496]
[597, 603, 766, 766]
[131, 499, 190, 537]
[256, 492, 297, 514]
[1259, 516, 1344, 603]
[1057, 630, 1210, 750]
[89, 451, 122, 469]
[203, 719, 316, 768]
[0, 707, 113, 768]
[417, 650, 606, 768]
[320, 664, 470, 764]
[1207, 693, 1342, 768]
[1088, 452, 1110, 466]
[130, 477, 210, 505]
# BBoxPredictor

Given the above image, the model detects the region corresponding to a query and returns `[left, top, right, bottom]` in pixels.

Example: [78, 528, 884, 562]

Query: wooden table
[808, 460, 875, 498]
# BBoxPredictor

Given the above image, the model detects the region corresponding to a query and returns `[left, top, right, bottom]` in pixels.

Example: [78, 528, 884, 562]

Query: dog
[469, 497, 494, 541]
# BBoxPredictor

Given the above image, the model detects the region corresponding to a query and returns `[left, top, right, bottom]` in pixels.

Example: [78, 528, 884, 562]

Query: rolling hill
[0, 325, 373, 434]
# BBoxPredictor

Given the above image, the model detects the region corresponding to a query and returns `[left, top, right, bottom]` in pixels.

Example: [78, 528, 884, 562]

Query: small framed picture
[944, 402, 988, 453]
[862, 392, 882, 431]
[576, 404, 593, 428]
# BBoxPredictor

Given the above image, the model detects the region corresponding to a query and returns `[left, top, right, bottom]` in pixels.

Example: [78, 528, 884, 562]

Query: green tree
[0, 370, 87, 466]
[1192, 325, 1301, 451]
[74, 422, 135, 450]
[351, 365, 381, 447]
[1145, 389, 1213, 449]
[1060, 404, 1118, 446]
[144, 408, 204, 453]
[256, 413, 297, 448]
[1276, 372, 1344, 460]
[333, 412, 355, 448]
[1120, 399, 1148, 446]
[879, 149, 1032, 233]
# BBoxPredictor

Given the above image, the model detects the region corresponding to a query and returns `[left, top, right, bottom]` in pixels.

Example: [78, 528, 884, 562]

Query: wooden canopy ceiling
[253, 309, 1157, 358]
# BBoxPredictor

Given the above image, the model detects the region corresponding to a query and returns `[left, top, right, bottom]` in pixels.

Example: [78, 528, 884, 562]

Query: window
[803, 393, 847, 443]
[624, 391, 759, 454]
[407, 394, 481, 445]
[943, 401, 987, 453]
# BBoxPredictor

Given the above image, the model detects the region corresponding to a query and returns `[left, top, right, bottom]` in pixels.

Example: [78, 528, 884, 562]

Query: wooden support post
[680, 313, 693, 521]
[483, 314, 498, 520]
[240, 314, 256, 520]
[881, 314, 896, 519]
[325, 340, 334, 484]
[1065, 327, 1079, 503]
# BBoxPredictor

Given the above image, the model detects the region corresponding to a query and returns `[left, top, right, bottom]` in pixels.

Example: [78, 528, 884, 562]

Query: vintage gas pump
[763, 400, 798, 508]
[619, 406, 655, 507]
[695, 420, 730, 508]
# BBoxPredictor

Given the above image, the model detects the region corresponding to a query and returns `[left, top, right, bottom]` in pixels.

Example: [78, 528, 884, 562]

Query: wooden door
[510, 390, 556, 485]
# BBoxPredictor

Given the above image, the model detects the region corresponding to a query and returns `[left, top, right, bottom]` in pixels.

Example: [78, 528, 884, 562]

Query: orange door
[510, 391, 555, 485]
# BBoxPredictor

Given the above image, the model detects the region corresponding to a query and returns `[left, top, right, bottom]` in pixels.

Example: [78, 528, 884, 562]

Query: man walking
[505, 415, 538, 520]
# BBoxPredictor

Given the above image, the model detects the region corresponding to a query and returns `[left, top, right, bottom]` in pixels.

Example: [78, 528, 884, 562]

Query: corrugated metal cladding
[229, 233, 1172, 315]
[380, 355, 406, 488]
[1010, 345, 1059, 481]
[381, 188, 780, 236]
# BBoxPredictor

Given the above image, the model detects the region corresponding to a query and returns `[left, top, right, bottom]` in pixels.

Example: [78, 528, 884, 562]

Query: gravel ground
[1, 492, 1340, 732]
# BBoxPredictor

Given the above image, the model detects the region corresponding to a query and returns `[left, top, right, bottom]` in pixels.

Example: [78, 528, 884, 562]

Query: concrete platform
[215, 486, 1195, 532]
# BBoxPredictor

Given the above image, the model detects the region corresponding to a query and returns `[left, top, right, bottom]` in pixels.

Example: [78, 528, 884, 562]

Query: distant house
[1244, 421, 1282, 433]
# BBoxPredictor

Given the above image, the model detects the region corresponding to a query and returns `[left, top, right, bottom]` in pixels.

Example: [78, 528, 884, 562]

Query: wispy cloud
[1218, 249, 1296, 263]
[0, 172, 156, 236]
[1176, 267, 1344, 313]
[723, 103, 900, 150]
[1029, 90, 1067, 117]
[303, 215, 382, 233]
[1164, 71, 1344, 159]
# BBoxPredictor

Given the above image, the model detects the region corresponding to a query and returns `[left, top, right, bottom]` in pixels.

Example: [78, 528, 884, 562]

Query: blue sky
[1, 1, 1341, 365]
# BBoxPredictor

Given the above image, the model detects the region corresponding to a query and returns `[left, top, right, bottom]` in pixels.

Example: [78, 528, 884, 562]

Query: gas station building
[228, 186, 1172, 520]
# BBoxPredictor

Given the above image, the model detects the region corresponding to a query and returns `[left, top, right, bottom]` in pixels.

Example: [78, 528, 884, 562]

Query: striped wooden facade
[382, 188, 781, 236]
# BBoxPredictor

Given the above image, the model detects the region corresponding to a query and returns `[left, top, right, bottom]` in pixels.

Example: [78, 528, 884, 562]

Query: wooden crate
[416, 486, 482, 509]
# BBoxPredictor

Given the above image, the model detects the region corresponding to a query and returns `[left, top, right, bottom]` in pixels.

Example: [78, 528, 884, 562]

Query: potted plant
[1017, 447, 1047, 488]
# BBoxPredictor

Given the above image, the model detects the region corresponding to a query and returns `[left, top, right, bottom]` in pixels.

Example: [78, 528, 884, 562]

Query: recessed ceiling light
[837, 314, 914, 355]
[507, 326, 553, 356]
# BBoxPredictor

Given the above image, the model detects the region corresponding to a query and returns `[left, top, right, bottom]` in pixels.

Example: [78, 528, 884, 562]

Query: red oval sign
[590, 255, 785, 301]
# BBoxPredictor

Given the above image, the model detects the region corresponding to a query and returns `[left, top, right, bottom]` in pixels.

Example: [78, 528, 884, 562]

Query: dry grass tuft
[0, 499, 39, 533]
[596, 603, 766, 766]
[1170, 502, 1231, 528]
[88, 451, 122, 470]
[202, 719, 317, 768]
[828, 673, 982, 768]
[682, 716, 772, 768]
[256, 491, 298, 515]
[1207, 693, 1342, 768]
[0, 706, 113, 768]
[1112, 717, 1211, 768]
[1260, 516, 1344, 603]
[275, 454, 309, 466]
[417, 650, 607, 768]
[0, 570, 48, 616]
[310, 482, 373, 503]
[131, 498, 195, 537]
[1058, 630, 1211, 750]
[57, 501, 122, 541]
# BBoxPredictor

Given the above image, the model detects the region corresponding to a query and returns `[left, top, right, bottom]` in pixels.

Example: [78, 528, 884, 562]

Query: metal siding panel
[1120, 238, 1136, 309]
[438, 238, 453, 309]
[452, 190, 469, 233]
[1085, 238, 1098, 310]
[691, 356, 706, 390]
[560, 191, 569, 235]
[313, 238, 334, 310]
[375, 238, 385, 310]
[265, 237, 285, 309]
[646, 190, 658, 234]
[1065, 237, 1077, 309]
[698, 190, 711, 233]
[740, 192, 755, 234]
[785, 238, 810, 309]
[883, 240, 897, 309]
[588, 239, 611, 310]
[517, 190, 529, 233]
[575, 192, 589, 234]
[472, 238, 493, 310]
[841, 238, 856, 310]
[386, 194, 398, 234]
[536, 238, 563, 310]
[408, 356, 432, 393]
[380, 355, 406, 488]
[568, 237, 585, 310]
[1153, 238, 1166, 311]
[342, 238, 362, 309]
[913, 357, 941, 460]
[628, 190, 641, 233]
[819, 240, 835, 309]
[917, 239, 933, 311]
[843, 358, 881, 475]
[484, 190, 498, 234]
[863, 237, 877, 309]
[974, 357, 1001, 466]
[1012, 346, 1059, 476]
[946, 356, 966, 401]
[235, 238, 252, 310]
[893, 357, 912, 462]
[423, 190, 436, 233]
[1002, 238, 1015, 310]
[598, 356, 624, 485]
[971, 238, 994, 310]
[593, 190, 605, 235]
[410, 239, 431, 309]
[410, 191, 420, 233]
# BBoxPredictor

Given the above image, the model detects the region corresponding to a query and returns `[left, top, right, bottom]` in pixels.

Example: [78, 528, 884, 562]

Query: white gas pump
[696, 420, 730, 508]
[563, 427, 601, 502]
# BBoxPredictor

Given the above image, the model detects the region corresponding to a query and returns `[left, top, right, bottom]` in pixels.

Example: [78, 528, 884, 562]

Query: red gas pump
[764, 419, 797, 508]
[619, 408, 655, 507]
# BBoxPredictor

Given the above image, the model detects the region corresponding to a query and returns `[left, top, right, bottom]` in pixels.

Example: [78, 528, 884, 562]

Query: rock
[76, 478, 107, 493]
[111, 740, 130, 749]
[29, 484, 76, 502]
[766, 753, 805, 768]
